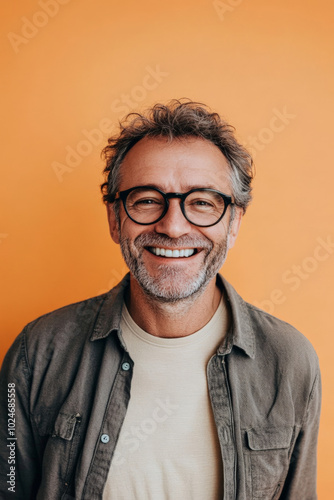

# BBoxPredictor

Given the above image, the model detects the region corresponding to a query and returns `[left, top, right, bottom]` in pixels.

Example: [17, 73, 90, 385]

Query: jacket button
[101, 434, 110, 443]
[122, 362, 130, 371]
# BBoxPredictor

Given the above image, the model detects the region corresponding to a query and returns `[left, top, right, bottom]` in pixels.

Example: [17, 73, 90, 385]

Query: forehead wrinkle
[178, 183, 228, 192]
[130, 182, 231, 194]
[144, 183, 221, 192]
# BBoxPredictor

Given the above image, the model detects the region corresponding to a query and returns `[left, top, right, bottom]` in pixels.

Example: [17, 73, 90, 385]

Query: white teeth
[150, 247, 195, 258]
[185, 249, 195, 257]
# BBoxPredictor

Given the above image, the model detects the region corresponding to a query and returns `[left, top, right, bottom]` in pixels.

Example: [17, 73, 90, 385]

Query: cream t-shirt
[103, 299, 228, 500]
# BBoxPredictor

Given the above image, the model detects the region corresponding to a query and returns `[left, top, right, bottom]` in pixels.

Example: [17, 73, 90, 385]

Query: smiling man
[0, 100, 321, 499]
[106, 136, 241, 333]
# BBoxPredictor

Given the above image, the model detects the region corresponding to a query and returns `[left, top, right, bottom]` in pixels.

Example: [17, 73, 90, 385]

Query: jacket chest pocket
[52, 412, 82, 441]
[51, 412, 82, 485]
[35, 410, 82, 498]
[244, 426, 294, 499]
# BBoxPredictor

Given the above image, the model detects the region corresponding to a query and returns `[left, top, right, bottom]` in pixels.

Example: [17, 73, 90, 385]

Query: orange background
[1, 0, 333, 495]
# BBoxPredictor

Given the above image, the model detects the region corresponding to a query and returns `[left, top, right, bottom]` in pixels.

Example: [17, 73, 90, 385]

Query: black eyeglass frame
[110, 186, 235, 228]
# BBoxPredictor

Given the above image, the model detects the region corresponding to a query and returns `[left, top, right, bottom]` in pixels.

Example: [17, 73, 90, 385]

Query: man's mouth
[146, 247, 198, 258]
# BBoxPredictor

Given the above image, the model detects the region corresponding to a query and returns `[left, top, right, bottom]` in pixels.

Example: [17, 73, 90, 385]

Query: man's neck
[125, 275, 225, 338]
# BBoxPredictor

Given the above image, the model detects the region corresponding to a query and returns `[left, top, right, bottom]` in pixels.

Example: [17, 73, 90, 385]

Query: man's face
[107, 136, 242, 303]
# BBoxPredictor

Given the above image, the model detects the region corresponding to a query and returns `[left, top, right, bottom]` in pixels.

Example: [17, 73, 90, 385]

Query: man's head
[101, 100, 254, 303]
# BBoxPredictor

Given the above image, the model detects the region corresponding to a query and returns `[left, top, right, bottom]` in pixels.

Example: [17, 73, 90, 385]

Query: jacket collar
[217, 275, 255, 359]
[91, 273, 255, 359]
[90, 274, 129, 342]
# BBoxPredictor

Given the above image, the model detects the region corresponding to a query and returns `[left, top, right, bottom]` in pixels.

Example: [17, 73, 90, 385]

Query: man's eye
[135, 198, 160, 205]
[194, 200, 211, 205]
[131, 198, 164, 209]
[191, 199, 214, 208]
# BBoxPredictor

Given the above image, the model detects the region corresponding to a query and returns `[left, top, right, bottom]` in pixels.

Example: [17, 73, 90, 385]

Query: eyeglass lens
[125, 188, 226, 225]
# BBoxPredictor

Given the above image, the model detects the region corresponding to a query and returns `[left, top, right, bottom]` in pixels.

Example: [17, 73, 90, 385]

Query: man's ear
[227, 207, 243, 250]
[106, 203, 120, 244]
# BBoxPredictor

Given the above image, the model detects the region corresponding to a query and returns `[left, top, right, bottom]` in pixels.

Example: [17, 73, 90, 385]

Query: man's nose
[154, 199, 192, 238]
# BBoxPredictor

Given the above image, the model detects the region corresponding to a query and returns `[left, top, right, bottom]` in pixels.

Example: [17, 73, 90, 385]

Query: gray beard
[119, 232, 229, 304]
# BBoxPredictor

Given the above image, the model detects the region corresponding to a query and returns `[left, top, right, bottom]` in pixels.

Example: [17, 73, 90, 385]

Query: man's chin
[134, 270, 209, 303]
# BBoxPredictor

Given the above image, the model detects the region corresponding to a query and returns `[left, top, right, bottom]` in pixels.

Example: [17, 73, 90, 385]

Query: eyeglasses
[110, 186, 234, 227]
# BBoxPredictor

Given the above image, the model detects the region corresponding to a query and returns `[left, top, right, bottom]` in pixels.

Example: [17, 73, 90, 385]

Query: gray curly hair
[101, 99, 254, 213]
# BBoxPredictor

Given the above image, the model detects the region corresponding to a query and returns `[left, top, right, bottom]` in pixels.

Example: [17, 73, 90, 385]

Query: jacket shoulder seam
[245, 301, 295, 327]
[24, 293, 108, 331]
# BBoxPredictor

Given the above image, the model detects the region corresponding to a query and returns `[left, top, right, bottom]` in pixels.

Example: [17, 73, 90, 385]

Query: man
[0, 100, 321, 499]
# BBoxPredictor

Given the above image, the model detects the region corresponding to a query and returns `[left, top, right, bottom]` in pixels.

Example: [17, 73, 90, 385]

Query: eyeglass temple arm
[108, 192, 121, 202]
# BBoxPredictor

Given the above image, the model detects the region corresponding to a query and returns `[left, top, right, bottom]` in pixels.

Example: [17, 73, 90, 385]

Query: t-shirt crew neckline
[121, 298, 226, 349]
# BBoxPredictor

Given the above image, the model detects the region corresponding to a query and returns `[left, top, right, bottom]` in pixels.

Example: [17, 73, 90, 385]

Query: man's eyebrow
[141, 183, 222, 192]
[180, 184, 220, 191]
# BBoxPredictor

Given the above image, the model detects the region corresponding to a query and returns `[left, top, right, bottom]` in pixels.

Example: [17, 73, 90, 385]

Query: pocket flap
[247, 426, 293, 451]
[52, 412, 81, 441]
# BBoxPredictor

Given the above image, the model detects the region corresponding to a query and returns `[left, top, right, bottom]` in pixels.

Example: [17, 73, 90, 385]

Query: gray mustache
[133, 233, 213, 250]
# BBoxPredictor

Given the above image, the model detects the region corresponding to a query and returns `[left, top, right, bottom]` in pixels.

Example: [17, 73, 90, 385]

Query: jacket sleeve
[0, 329, 40, 499]
[281, 366, 322, 499]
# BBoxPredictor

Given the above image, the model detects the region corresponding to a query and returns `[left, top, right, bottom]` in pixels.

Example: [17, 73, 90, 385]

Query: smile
[147, 247, 197, 258]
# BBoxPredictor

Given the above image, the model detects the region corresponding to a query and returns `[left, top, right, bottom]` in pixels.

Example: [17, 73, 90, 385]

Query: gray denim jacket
[0, 274, 321, 499]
